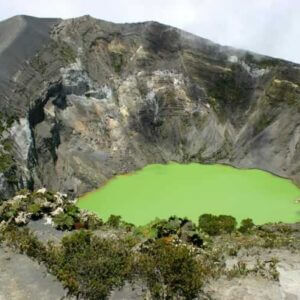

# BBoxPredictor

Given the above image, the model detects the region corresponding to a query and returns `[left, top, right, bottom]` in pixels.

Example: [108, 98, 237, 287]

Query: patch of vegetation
[31, 54, 48, 74]
[207, 64, 251, 107]
[198, 214, 237, 235]
[244, 52, 281, 68]
[239, 218, 255, 234]
[1, 190, 299, 299]
[253, 113, 274, 136]
[0, 153, 14, 173]
[105, 215, 135, 232]
[1, 225, 47, 261]
[2, 139, 13, 152]
[0, 190, 103, 230]
[259, 229, 296, 249]
[82, 212, 104, 230]
[48, 230, 133, 299]
[59, 44, 77, 64]
[27, 203, 43, 219]
[133, 218, 161, 239]
[0, 112, 18, 135]
[216, 222, 298, 251]
[0, 112, 18, 183]
[227, 257, 279, 281]
[110, 51, 123, 73]
[0, 225, 214, 299]
[266, 79, 300, 108]
[136, 239, 206, 299]
[151, 216, 203, 247]
[53, 204, 80, 230]
[105, 214, 122, 228]
[0, 226, 133, 299]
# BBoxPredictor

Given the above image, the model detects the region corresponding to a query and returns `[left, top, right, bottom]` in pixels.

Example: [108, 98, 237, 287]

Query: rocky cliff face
[1, 15, 300, 197]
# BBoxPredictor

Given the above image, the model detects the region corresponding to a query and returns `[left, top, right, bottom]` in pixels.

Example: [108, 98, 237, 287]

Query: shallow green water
[78, 163, 300, 225]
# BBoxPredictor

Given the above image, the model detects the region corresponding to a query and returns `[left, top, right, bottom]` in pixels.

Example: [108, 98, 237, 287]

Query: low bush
[106, 214, 122, 228]
[82, 212, 104, 230]
[53, 204, 80, 230]
[218, 215, 237, 234]
[136, 239, 206, 298]
[152, 216, 203, 247]
[1, 226, 134, 299]
[48, 230, 133, 299]
[239, 218, 255, 233]
[2, 216, 295, 299]
[1, 225, 47, 261]
[27, 203, 43, 219]
[154, 217, 181, 238]
[198, 214, 237, 235]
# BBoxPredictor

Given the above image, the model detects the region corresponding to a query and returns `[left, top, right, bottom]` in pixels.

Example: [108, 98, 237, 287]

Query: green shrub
[3, 139, 12, 152]
[53, 204, 80, 230]
[239, 218, 255, 233]
[151, 216, 203, 247]
[0, 201, 21, 222]
[59, 44, 76, 64]
[218, 215, 237, 234]
[84, 213, 104, 230]
[226, 261, 249, 279]
[1, 227, 133, 299]
[137, 239, 205, 298]
[27, 203, 42, 219]
[110, 52, 123, 73]
[1, 226, 47, 261]
[50, 230, 133, 299]
[154, 218, 179, 238]
[198, 214, 219, 235]
[53, 213, 75, 230]
[106, 215, 122, 228]
[0, 152, 14, 173]
[198, 214, 237, 235]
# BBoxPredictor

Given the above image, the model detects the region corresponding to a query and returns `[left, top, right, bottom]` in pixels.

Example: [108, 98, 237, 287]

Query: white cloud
[0, 0, 299, 63]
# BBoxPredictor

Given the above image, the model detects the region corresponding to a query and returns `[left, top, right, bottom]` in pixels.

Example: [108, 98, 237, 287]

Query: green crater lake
[78, 163, 300, 225]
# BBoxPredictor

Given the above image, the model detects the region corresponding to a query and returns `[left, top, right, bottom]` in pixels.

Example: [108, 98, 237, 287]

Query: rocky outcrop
[1, 15, 300, 197]
[0, 15, 60, 85]
[0, 246, 71, 300]
[206, 249, 300, 299]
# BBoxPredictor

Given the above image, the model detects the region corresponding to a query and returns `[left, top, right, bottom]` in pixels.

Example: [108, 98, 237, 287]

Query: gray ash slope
[0, 15, 60, 85]
[1, 15, 300, 198]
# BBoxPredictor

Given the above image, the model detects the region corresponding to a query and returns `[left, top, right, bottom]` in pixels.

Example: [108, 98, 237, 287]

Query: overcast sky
[1, 0, 299, 63]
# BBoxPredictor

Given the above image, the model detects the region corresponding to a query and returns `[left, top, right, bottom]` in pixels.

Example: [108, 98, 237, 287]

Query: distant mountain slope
[0, 15, 60, 83]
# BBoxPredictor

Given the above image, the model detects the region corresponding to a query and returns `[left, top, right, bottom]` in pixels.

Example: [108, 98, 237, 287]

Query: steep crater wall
[1, 15, 300, 197]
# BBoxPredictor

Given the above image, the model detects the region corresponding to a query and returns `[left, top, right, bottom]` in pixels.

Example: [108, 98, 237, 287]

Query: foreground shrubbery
[1, 190, 299, 299]
[48, 231, 134, 299]
[1, 226, 133, 299]
[0, 225, 212, 299]
[1, 218, 293, 299]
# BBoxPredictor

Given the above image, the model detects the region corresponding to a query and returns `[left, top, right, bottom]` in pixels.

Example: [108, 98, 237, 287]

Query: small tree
[239, 218, 255, 233]
[106, 215, 122, 228]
